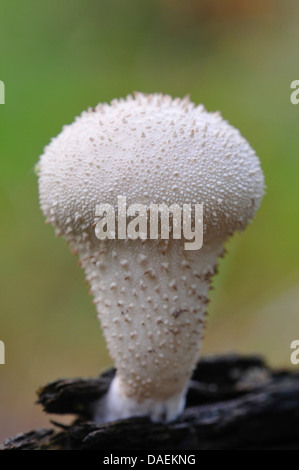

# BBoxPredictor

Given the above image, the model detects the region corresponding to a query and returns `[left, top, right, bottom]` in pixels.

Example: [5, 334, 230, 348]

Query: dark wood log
[2, 354, 299, 450]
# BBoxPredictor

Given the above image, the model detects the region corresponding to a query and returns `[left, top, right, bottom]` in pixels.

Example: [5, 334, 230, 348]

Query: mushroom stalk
[38, 92, 264, 422]
[75, 234, 221, 422]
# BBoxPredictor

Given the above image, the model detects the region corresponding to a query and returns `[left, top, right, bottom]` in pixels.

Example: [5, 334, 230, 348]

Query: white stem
[95, 375, 187, 423]
[74, 235, 223, 421]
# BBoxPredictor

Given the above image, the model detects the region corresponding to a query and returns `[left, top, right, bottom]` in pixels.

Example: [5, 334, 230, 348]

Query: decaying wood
[2, 354, 299, 450]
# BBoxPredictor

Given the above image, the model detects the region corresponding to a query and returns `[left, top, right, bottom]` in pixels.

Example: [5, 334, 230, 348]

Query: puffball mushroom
[37, 92, 264, 423]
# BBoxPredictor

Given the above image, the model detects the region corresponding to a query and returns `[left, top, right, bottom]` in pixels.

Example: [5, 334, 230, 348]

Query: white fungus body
[38, 93, 264, 422]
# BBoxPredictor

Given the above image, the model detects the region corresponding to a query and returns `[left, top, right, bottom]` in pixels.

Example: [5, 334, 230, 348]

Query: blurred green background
[0, 0, 298, 442]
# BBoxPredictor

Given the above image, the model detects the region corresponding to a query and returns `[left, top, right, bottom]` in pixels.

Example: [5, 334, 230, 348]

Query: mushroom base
[79, 237, 225, 423]
[94, 375, 186, 423]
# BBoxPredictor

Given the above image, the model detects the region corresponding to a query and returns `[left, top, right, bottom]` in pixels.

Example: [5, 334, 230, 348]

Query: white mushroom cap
[38, 92, 264, 422]
[39, 92, 264, 242]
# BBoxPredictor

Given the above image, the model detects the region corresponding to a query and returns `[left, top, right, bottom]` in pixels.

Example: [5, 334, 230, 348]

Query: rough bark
[2, 354, 299, 450]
